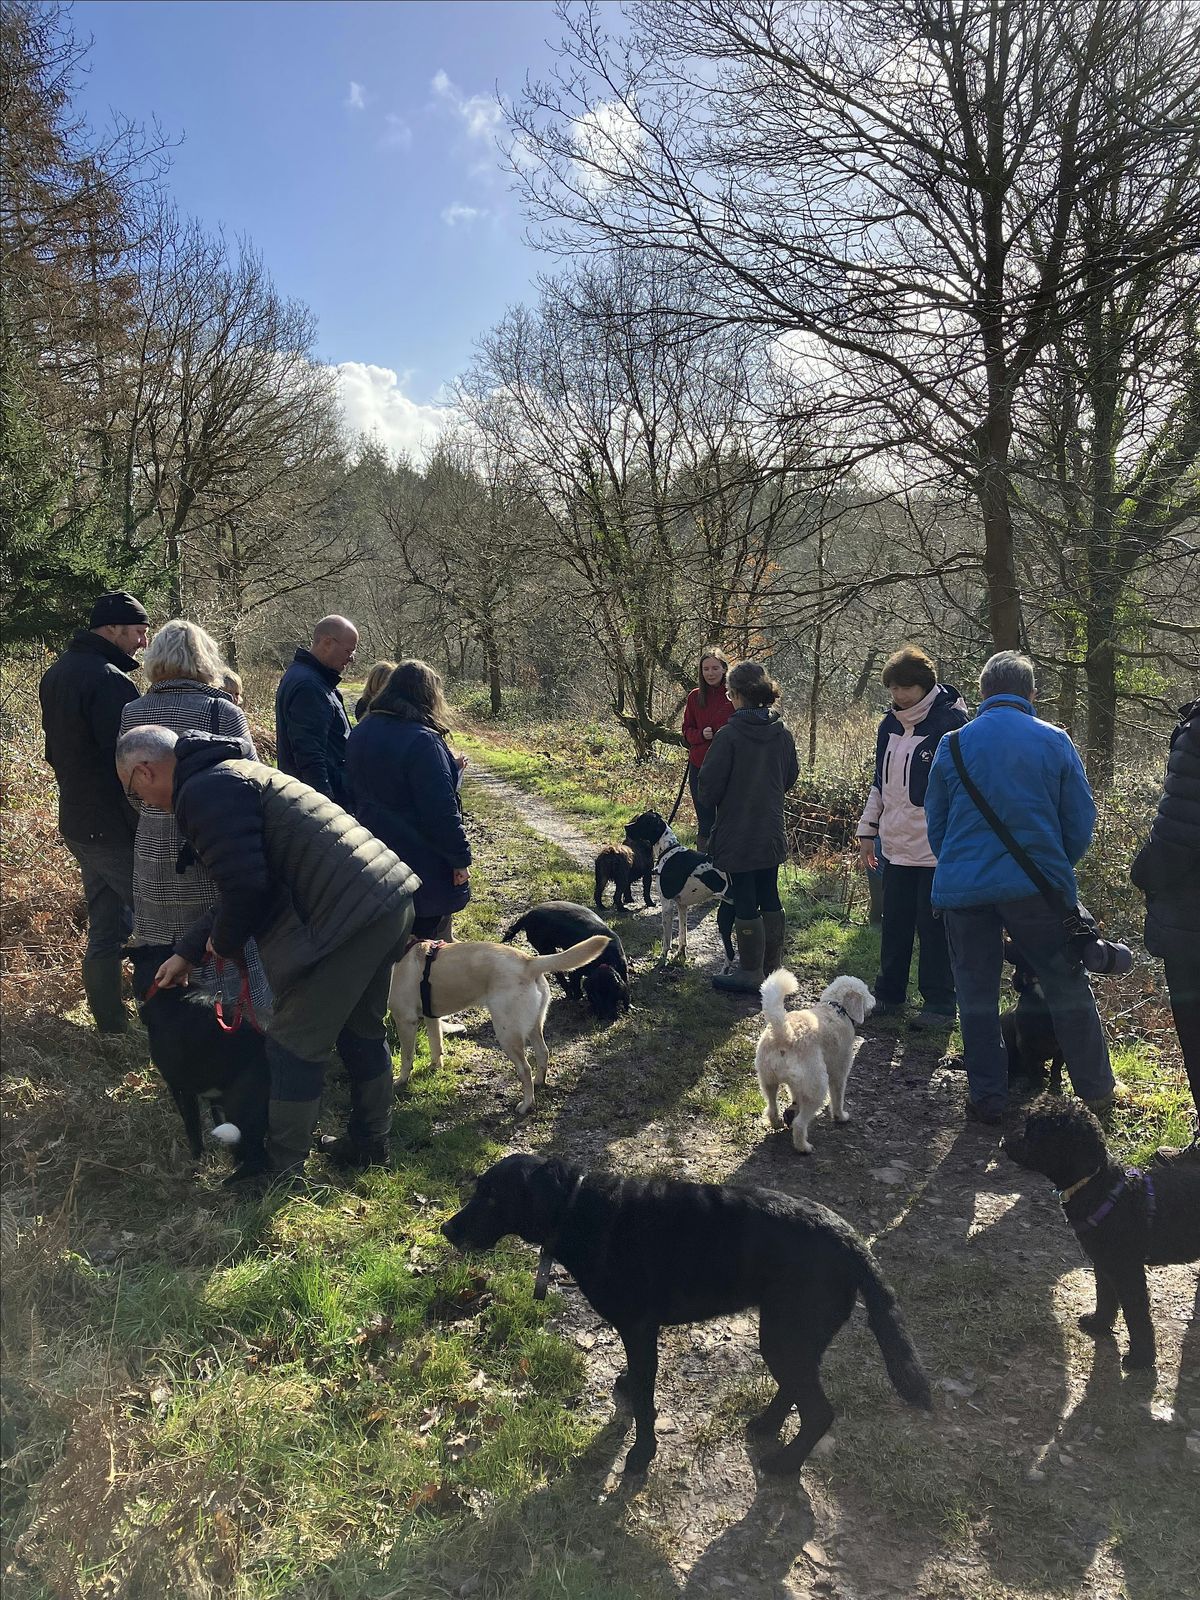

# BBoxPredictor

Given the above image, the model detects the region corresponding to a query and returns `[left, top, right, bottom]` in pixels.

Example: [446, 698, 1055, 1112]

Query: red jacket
[682, 684, 734, 768]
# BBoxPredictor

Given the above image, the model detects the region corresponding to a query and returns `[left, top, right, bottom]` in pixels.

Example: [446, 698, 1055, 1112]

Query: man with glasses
[39, 592, 150, 1033]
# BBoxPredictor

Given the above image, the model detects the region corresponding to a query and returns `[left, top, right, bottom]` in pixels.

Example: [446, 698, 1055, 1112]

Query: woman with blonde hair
[355, 659, 397, 722]
[119, 620, 270, 1013]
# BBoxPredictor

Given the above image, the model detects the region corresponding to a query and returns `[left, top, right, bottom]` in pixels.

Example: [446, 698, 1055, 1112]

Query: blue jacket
[924, 695, 1096, 910]
[275, 649, 351, 804]
[345, 713, 471, 919]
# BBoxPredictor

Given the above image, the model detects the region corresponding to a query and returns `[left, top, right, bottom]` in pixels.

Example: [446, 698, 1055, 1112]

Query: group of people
[36, 595, 1198, 1183]
[681, 643, 1199, 1128]
[38, 596, 474, 1181]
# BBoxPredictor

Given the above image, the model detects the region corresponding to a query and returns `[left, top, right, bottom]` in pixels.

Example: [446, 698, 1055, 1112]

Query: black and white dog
[623, 811, 735, 968]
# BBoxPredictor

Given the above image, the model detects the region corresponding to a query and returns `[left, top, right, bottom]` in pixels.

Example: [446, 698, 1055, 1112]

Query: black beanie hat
[90, 591, 149, 628]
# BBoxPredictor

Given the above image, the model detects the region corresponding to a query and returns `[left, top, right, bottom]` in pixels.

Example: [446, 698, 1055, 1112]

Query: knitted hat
[90, 591, 149, 628]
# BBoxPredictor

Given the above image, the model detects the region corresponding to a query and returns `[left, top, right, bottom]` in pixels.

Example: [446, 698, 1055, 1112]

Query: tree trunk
[481, 623, 502, 717]
[977, 437, 1022, 649]
[851, 648, 880, 702]
[1084, 615, 1117, 790]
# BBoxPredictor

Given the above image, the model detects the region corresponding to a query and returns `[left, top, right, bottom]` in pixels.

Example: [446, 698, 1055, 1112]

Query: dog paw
[832, 1111, 851, 1125]
[1077, 1314, 1115, 1339]
[745, 1411, 783, 1440]
[621, 1444, 656, 1475]
[1123, 1348, 1157, 1372]
[759, 1447, 803, 1477]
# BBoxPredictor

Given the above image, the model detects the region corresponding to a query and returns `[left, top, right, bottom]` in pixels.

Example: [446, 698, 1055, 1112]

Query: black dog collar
[825, 1000, 853, 1024]
[534, 1172, 585, 1300]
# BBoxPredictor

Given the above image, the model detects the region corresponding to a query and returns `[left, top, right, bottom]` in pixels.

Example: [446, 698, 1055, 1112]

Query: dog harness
[143, 956, 262, 1034]
[534, 1172, 585, 1300]
[1063, 1167, 1157, 1235]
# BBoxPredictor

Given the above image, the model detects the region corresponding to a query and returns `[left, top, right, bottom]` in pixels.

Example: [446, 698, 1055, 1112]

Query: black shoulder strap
[947, 731, 1068, 915]
[209, 695, 223, 733]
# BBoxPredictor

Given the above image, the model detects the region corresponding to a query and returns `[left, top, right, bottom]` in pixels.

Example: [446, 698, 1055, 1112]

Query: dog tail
[851, 1245, 932, 1411]
[528, 934, 610, 978]
[500, 913, 529, 945]
[760, 967, 799, 1042]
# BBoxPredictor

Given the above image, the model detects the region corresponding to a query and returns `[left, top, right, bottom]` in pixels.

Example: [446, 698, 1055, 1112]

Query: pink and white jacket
[856, 683, 969, 867]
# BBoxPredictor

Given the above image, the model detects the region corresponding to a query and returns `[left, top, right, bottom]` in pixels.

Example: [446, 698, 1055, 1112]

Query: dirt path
[465, 759, 731, 971]
[454, 764, 1200, 1600]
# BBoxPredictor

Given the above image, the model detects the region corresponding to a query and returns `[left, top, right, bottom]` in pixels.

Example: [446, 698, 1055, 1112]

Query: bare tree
[508, 0, 1200, 650]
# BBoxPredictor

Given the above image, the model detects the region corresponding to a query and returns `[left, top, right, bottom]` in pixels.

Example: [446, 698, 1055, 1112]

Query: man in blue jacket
[275, 615, 357, 804]
[925, 651, 1115, 1125]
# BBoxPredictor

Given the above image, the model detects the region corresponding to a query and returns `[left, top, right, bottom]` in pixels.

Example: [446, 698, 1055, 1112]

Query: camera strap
[946, 731, 1078, 924]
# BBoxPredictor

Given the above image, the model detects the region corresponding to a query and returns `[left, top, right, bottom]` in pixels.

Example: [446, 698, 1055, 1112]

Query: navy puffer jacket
[171, 732, 419, 991]
[346, 713, 471, 920]
[1131, 699, 1200, 962]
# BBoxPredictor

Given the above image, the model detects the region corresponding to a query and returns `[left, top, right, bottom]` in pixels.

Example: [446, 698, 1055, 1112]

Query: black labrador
[1002, 1097, 1200, 1370]
[502, 902, 630, 1021]
[443, 1154, 931, 1476]
[1001, 939, 1064, 1096]
[130, 944, 269, 1175]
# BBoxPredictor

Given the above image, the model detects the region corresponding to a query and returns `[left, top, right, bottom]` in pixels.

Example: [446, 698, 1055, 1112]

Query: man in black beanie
[39, 592, 150, 1032]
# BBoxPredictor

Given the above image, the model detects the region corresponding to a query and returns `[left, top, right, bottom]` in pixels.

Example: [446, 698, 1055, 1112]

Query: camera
[1064, 904, 1134, 976]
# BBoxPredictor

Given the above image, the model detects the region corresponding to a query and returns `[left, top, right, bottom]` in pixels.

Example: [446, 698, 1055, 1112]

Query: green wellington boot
[712, 918, 766, 994]
[81, 955, 129, 1034]
[762, 910, 787, 975]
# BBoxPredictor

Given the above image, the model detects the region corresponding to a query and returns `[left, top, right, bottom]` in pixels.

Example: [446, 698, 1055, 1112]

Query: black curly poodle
[1001, 1097, 1200, 1369]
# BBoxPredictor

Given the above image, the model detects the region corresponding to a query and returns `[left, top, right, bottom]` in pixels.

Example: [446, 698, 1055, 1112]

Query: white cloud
[431, 68, 503, 141]
[334, 362, 456, 462]
[381, 112, 412, 150]
[572, 98, 643, 193]
[440, 202, 487, 227]
[347, 81, 367, 111]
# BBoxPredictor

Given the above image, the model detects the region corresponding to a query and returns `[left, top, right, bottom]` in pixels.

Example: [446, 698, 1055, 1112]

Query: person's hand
[858, 839, 879, 873]
[154, 954, 193, 989]
[455, 754, 468, 772]
[453, 867, 470, 886]
[703, 726, 714, 740]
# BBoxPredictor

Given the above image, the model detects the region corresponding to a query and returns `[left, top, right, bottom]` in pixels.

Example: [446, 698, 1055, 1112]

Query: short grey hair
[979, 650, 1036, 701]
[142, 619, 226, 686]
[115, 725, 179, 774]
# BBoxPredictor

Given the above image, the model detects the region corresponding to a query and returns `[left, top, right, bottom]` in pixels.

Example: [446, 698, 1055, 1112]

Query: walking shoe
[1084, 1080, 1128, 1113]
[316, 1133, 390, 1169]
[965, 1098, 1005, 1127]
[910, 1008, 955, 1031]
[871, 1001, 905, 1019]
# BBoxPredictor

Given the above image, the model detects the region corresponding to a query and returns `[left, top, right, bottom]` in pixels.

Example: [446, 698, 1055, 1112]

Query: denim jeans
[64, 836, 135, 959]
[1163, 955, 1200, 1116]
[944, 893, 1114, 1109]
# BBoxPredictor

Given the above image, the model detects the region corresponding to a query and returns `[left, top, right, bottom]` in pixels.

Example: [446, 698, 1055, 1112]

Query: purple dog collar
[1071, 1167, 1155, 1234]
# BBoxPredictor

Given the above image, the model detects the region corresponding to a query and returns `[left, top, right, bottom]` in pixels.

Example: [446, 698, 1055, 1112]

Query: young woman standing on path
[855, 646, 968, 1029]
[681, 647, 733, 851]
[697, 660, 799, 993]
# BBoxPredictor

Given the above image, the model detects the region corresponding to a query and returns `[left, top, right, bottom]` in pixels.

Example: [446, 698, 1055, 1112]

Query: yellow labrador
[389, 934, 610, 1114]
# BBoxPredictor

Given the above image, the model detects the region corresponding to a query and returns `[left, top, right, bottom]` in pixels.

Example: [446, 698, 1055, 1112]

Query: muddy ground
[449, 762, 1200, 1600]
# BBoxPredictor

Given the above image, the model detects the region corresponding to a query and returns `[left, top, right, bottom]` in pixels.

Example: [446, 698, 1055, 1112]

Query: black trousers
[688, 764, 715, 840]
[729, 866, 782, 919]
[1164, 955, 1200, 1117]
[877, 864, 955, 1011]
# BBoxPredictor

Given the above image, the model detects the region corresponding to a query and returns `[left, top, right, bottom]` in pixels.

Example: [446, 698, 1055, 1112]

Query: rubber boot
[762, 911, 787, 976]
[317, 1030, 393, 1168]
[264, 1038, 326, 1179]
[712, 918, 766, 994]
[81, 955, 129, 1034]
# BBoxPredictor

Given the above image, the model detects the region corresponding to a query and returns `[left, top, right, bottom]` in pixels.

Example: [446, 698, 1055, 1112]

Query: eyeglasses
[124, 768, 141, 801]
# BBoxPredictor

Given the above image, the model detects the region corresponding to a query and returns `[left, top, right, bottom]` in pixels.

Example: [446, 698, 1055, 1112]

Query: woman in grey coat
[119, 620, 271, 1016]
[697, 660, 799, 992]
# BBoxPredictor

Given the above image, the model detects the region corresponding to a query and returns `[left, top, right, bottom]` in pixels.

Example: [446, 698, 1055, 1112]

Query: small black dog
[623, 810, 735, 966]
[1002, 1097, 1200, 1370]
[502, 902, 630, 1021]
[1001, 941, 1064, 1096]
[130, 944, 269, 1175]
[444, 1154, 931, 1476]
[594, 841, 654, 912]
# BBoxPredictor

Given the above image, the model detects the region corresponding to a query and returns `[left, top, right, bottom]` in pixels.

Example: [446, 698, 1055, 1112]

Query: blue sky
[72, 0, 599, 452]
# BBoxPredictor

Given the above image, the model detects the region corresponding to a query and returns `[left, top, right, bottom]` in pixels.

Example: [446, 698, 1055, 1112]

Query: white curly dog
[756, 971, 875, 1154]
